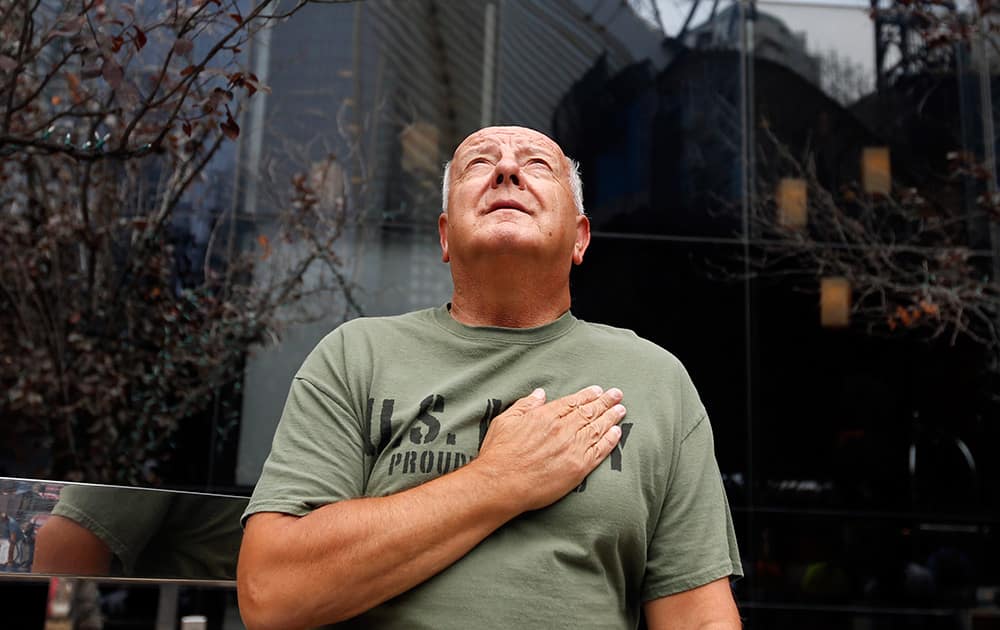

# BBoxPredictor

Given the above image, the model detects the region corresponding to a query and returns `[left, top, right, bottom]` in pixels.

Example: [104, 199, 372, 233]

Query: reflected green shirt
[245, 305, 742, 629]
[53, 485, 244, 579]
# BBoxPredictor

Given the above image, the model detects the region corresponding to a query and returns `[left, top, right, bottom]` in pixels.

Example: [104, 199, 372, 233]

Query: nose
[491, 155, 522, 189]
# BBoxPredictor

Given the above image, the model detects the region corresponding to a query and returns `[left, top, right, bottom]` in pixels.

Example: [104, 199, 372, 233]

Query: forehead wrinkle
[456, 138, 499, 156]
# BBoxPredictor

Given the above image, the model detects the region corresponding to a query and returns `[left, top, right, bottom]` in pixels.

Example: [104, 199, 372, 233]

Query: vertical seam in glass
[738, 0, 756, 601]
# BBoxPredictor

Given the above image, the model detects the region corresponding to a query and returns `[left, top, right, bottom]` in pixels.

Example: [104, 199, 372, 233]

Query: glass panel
[751, 269, 996, 514]
[755, 1, 876, 106]
[554, 0, 747, 239]
[741, 509, 999, 628]
[746, 0, 1000, 624]
[748, 0, 998, 513]
[0, 478, 245, 582]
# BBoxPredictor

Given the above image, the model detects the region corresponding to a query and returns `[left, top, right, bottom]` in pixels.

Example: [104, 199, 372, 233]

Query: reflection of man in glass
[33, 484, 245, 580]
[0, 511, 14, 569]
[239, 127, 743, 629]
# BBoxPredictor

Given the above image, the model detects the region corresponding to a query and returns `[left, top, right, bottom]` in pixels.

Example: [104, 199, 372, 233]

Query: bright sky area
[654, 0, 876, 75]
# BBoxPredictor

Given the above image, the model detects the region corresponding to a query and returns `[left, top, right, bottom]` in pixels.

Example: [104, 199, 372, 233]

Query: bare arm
[644, 577, 741, 630]
[237, 385, 626, 630]
[33, 515, 113, 575]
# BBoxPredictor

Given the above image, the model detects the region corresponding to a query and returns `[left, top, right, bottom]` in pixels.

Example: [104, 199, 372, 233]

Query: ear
[438, 213, 450, 263]
[572, 214, 590, 265]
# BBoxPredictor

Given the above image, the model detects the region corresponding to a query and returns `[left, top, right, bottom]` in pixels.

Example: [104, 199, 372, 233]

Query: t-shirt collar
[430, 303, 578, 344]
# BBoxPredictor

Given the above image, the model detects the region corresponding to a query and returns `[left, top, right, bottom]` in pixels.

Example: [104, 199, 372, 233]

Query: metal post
[155, 584, 180, 630]
[480, 3, 497, 128]
[976, 19, 1000, 279]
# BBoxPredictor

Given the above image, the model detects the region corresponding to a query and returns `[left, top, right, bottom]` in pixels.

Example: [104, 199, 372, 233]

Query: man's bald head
[440, 126, 584, 215]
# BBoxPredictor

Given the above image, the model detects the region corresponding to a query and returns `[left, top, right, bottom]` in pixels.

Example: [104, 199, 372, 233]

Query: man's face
[439, 126, 589, 269]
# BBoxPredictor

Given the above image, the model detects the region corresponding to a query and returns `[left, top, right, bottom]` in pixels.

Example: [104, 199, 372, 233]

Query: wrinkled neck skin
[447, 256, 572, 329]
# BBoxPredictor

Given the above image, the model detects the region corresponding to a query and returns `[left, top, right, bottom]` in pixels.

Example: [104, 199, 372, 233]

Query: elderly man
[238, 126, 742, 629]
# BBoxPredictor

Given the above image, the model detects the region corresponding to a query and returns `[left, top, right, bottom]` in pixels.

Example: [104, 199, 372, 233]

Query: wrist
[460, 457, 525, 522]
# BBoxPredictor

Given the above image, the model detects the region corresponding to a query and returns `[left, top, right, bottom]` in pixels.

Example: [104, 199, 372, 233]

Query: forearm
[238, 461, 517, 630]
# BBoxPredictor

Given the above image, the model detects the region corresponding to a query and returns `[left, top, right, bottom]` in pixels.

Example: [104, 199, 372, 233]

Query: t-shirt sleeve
[641, 411, 743, 602]
[51, 485, 173, 575]
[242, 333, 368, 526]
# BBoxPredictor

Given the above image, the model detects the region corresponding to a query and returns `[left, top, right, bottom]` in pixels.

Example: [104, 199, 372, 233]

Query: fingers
[559, 387, 623, 427]
[555, 385, 605, 417]
[586, 424, 623, 462]
[580, 399, 626, 441]
[514, 385, 625, 443]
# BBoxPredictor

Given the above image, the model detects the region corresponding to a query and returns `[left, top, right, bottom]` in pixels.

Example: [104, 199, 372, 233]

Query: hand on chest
[362, 391, 643, 498]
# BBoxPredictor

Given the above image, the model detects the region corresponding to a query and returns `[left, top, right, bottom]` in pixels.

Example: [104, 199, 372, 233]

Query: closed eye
[466, 157, 493, 168]
[525, 158, 552, 169]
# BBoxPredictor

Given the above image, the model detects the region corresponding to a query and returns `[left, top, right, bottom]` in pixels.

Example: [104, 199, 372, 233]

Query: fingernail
[613, 404, 626, 417]
[532, 388, 545, 400]
[608, 387, 622, 399]
[609, 425, 622, 438]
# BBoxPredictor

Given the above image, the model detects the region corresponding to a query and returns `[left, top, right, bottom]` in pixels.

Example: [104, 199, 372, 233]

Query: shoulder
[307, 308, 437, 355]
[327, 307, 437, 339]
[574, 319, 687, 371]
[572, 318, 706, 424]
[296, 308, 438, 380]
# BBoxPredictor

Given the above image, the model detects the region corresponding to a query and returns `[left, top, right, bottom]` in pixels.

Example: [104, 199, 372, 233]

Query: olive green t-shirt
[245, 305, 742, 629]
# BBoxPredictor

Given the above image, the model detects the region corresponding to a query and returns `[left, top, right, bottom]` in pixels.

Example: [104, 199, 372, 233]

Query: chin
[483, 223, 540, 247]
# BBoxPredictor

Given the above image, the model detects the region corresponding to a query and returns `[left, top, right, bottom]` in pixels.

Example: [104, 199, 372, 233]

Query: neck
[448, 261, 571, 328]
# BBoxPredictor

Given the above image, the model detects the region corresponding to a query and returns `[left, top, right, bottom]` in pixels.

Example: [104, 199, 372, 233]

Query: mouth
[486, 200, 530, 214]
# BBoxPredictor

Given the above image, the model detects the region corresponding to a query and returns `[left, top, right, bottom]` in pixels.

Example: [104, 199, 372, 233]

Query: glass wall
[232, 1, 1000, 626]
[5, 0, 1000, 627]
[740, 1, 1000, 627]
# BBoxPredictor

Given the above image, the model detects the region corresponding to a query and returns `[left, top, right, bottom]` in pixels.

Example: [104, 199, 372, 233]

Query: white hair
[441, 157, 585, 215]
